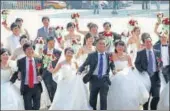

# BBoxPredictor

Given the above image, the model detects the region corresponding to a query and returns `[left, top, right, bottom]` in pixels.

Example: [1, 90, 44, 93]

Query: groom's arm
[135, 51, 143, 72]
[78, 54, 91, 73]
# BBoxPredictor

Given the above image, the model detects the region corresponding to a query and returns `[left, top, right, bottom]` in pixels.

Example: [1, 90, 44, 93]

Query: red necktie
[28, 59, 34, 88]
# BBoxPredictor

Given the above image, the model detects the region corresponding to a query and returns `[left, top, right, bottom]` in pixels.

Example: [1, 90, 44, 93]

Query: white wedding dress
[157, 82, 169, 110]
[1, 60, 24, 110]
[50, 63, 92, 110]
[107, 60, 150, 110]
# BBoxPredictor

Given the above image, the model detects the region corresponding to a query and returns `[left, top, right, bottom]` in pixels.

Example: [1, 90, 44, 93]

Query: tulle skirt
[157, 82, 169, 110]
[50, 75, 92, 110]
[1, 82, 24, 110]
[107, 68, 150, 110]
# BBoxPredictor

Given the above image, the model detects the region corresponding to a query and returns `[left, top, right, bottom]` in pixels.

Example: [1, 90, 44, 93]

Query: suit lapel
[93, 51, 98, 69]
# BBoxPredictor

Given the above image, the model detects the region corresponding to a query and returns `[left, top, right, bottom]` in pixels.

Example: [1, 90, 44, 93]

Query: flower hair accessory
[128, 19, 138, 32]
[1, 10, 9, 26]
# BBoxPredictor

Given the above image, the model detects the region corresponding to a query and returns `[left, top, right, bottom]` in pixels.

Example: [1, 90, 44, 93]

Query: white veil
[52, 49, 65, 83]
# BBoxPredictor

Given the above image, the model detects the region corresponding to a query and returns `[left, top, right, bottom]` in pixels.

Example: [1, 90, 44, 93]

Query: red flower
[103, 31, 113, 37]
[47, 54, 52, 56]
[72, 40, 77, 44]
[71, 13, 80, 19]
[129, 19, 138, 26]
[109, 55, 113, 62]
[162, 18, 170, 25]
[57, 37, 62, 43]
[36, 63, 42, 68]
[76, 13, 80, 18]
[156, 57, 162, 63]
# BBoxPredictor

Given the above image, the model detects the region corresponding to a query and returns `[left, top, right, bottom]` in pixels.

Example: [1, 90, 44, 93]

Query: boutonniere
[36, 63, 42, 73]
[109, 55, 113, 63]
[156, 57, 162, 68]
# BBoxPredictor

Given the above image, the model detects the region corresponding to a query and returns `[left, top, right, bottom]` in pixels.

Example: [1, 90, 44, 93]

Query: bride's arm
[48, 63, 62, 74]
[127, 55, 133, 68]
[75, 47, 83, 59]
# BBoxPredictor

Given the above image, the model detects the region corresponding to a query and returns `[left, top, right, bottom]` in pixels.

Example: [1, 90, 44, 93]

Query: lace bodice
[114, 60, 129, 71]
[59, 63, 77, 80]
[128, 43, 138, 54]
[1, 69, 12, 84]
[1, 60, 18, 84]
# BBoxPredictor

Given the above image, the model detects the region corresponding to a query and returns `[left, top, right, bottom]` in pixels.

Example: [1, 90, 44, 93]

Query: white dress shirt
[47, 48, 54, 55]
[161, 45, 169, 67]
[93, 52, 107, 76]
[146, 49, 157, 72]
[44, 26, 49, 34]
[25, 57, 38, 85]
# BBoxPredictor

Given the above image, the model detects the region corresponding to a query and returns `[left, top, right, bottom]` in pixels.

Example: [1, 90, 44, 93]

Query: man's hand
[76, 72, 81, 75]
[37, 76, 42, 82]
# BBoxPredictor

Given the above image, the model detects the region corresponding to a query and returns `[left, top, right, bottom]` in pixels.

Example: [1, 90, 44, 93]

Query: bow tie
[162, 45, 168, 47]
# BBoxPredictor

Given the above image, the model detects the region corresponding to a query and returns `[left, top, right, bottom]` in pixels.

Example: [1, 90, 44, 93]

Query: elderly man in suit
[36, 16, 56, 43]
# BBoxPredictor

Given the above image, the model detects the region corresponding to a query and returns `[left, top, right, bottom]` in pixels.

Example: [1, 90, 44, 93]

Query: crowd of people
[1, 12, 169, 110]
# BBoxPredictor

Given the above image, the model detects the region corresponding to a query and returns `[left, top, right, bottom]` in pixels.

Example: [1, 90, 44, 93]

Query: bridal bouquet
[161, 17, 169, 35]
[43, 53, 57, 68]
[157, 12, 164, 24]
[55, 26, 64, 44]
[128, 19, 138, 32]
[1, 10, 9, 26]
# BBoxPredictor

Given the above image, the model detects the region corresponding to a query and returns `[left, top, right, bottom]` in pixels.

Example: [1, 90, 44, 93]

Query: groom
[10, 43, 43, 110]
[77, 38, 114, 110]
[135, 35, 161, 110]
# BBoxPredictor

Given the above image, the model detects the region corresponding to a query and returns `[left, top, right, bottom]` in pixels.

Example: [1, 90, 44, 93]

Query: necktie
[98, 53, 103, 79]
[147, 50, 154, 74]
[28, 59, 34, 88]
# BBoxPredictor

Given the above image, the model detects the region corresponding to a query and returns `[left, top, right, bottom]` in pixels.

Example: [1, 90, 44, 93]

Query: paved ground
[1, 3, 169, 45]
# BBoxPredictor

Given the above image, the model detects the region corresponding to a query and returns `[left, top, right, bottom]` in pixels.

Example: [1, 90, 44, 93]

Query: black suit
[79, 51, 114, 110]
[135, 49, 161, 110]
[154, 42, 170, 83]
[10, 57, 43, 110]
[42, 48, 61, 102]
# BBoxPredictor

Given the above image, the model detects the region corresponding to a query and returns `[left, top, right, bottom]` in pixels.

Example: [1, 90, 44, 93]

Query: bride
[107, 41, 150, 110]
[1, 48, 24, 110]
[48, 47, 92, 110]
[76, 32, 95, 67]
[127, 26, 141, 64]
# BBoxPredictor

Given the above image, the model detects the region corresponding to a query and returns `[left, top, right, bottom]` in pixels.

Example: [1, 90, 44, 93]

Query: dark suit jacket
[10, 57, 43, 95]
[135, 49, 161, 73]
[153, 42, 170, 66]
[78, 51, 115, 85]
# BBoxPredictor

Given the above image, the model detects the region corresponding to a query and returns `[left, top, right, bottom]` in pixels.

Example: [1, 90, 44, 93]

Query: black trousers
[23, 84, 41, 110]
[43, 70, 57, 102]
[142, 1, 149, 10]
[89, 76, 109, 110]
[143, 72, 161, 110]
